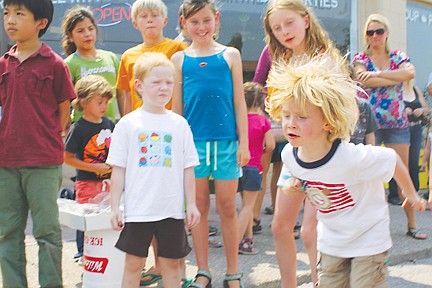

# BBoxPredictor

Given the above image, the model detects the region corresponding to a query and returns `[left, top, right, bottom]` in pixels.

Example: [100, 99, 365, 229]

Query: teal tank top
[182, 49, 237, 141]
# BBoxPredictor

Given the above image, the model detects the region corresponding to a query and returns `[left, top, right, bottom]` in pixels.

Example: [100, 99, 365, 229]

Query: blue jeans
[389, 124, 422, 199]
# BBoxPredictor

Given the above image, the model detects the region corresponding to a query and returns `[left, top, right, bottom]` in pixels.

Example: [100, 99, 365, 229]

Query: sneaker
[264, 206, 274, 215]
[208, 225, 218, 236]
[74, 252, 83, 259]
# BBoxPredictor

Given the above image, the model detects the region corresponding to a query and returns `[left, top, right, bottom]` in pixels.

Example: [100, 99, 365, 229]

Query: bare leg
[159, 257, 182, 288]
[253, 152, 272, 222]
[301, 199, 318, 285]
[122, 254, 146, 288]
[387, 143, 426, 238]
[238, 190, 259, 241]
[191, 177, 211, 286]
[272, 187, 305, 288]
[270, 162, 283, 209]
[215, 179, 240, 288]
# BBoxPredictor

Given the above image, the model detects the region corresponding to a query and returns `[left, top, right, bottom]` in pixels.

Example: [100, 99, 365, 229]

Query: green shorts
[194, 140, 241, 180]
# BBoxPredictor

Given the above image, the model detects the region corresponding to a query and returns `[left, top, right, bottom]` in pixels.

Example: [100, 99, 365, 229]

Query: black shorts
[271, 141, 288, 163]
[115, 218, 191, 259]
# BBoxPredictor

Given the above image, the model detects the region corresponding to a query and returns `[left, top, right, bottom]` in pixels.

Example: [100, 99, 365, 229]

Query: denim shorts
[238, 166, 262, 192]
[194, 140, 241, 180]
[375, 127, 410, 145]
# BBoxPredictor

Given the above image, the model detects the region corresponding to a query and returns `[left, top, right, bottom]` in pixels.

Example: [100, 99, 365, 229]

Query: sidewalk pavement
[8, 164, 432, 287]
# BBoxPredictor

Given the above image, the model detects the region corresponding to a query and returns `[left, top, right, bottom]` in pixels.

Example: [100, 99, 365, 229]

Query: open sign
[93, 3, 132, 27]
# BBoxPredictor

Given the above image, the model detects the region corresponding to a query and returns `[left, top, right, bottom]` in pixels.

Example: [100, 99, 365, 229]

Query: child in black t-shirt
[64, 75, 115, 258]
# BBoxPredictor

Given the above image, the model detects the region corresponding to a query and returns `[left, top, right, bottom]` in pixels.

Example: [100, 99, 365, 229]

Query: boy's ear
[37, 18, 49, 31]
[134, 79, 143, 93]
[163, 17, 168, 28]
[323, 122, 332, 132]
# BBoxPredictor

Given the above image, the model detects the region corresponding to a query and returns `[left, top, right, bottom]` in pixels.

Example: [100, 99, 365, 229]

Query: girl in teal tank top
[171, 1, 250, 287]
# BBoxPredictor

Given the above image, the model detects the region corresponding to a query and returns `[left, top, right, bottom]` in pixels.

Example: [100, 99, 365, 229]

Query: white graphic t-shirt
[107, 109, 199, 222]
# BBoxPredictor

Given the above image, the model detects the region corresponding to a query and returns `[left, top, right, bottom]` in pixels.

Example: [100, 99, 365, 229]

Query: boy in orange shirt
[116, 0, 187, 116]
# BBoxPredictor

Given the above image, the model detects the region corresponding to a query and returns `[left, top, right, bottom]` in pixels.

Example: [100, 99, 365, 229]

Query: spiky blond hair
[266, 56, 359, 142]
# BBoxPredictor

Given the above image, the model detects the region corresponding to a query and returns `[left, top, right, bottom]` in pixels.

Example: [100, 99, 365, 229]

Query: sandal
[223, 273, 243, 288]
[238, 238, 258, 255]
[140, 272, 162, 286]
[189, 269, 212, 288]
[252, 218, 262, 234]
[208, 236, 223, 248]
[406, 227, 427, 240]
[181, 278, 193, 288]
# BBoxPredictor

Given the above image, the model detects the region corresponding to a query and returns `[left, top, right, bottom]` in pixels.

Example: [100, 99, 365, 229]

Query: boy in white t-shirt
[266, 56, 427, 288]
[108, 52, 200, 287]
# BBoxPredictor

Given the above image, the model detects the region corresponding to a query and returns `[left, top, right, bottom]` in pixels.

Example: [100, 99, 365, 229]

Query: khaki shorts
[317, 251, 388, 288]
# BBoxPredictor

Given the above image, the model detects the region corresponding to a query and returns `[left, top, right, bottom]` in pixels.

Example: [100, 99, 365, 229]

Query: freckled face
[281, 99, 330, 148]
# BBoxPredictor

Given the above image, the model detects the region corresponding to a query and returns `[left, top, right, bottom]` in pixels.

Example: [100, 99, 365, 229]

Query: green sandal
[139, 272, 162, 286]
[181, 278, 193, 288]
[223, 273, 243, 288]
[189, 269, 212, 288]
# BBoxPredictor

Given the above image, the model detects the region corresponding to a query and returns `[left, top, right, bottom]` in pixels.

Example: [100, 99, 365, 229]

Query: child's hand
[186, 204, 201, 229]
[237, 145, 251, 167]
[96, 163, 112, 176]
[110, 209, 124, 231]
[281, 177, 303, 195]
[402, 196, 427, 212]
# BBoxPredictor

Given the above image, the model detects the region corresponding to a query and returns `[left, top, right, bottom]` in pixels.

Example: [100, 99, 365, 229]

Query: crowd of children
[0, 0, 430, 287]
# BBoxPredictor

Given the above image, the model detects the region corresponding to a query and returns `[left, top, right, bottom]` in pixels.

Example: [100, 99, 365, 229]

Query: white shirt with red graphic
[279, 140, 396, 258]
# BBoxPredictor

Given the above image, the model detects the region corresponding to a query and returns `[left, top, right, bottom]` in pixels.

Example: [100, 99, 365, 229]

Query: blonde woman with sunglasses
[352, 14, 427, 240]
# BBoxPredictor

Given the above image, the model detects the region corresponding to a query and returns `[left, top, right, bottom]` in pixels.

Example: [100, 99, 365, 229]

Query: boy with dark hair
[0, 0, 76, 286]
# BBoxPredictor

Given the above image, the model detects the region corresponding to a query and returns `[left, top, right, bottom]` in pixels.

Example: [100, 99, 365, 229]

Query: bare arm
[393, 154, 426, 211]
[184, 166, 200, 229]
[226, 47, 250, 166]
[116, 89, 131, 117]
[64, 151, 111, 175]
[364, 132, 376, 145]
[354, 63, 415, 87]
[263, 130, 276, 154]
[58, 100, 71, 132]
[171, 52, 185, 115]
[110, 165, 126, 230]
[421, 136, 430, 172]
[427, 84, 432, 97]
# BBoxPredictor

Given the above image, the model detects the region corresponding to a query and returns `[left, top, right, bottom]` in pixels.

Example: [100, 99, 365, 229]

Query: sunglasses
[366, 28, 385, 36]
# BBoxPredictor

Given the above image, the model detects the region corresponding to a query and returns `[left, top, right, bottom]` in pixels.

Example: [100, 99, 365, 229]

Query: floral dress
[352, 50, 409, 129]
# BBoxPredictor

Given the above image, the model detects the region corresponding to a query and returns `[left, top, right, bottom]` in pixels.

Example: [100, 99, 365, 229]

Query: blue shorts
[238, 166, 262, 191]
[375, 128, 410, 145]
[195, 140, 241, 180]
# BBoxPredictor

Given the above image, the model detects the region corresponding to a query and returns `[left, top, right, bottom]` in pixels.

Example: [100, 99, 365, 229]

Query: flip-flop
[406, 227, 427, 240]
[140, 272, 162, 286]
